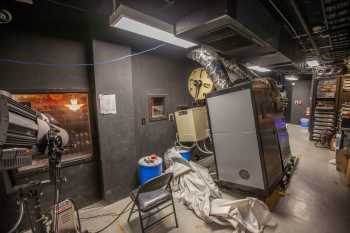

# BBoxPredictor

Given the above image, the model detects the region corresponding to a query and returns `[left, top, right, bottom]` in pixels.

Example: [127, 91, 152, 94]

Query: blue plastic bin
[178, 150, 191, 161]
[300, 118, 310, 128]
[138, 155, 162, 185]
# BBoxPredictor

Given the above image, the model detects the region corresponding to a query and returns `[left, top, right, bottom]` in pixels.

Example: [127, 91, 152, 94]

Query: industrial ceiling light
[110, 4, 197, 49]
[247, 65, 271, 73]
[65, 98, 83, 112]
[285, 75, 299, 81]
[306, 60, 319, 67]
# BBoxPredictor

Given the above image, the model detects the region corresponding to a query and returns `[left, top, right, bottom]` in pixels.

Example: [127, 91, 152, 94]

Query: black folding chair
[127, 172, 178, 233]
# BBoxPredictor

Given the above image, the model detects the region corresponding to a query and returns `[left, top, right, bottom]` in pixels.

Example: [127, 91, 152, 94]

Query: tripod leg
[23, 198, 39, 233]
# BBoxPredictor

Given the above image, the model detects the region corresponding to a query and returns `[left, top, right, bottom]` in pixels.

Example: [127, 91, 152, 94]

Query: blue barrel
[300, 118, 309, 128]
[138, 155, 162, 185]
[178, 150, 191, 161]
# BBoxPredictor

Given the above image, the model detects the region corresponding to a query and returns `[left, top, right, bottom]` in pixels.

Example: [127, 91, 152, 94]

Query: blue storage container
[178, 150, 191, 161]
[138, 155, 162, 185]
[300, 118, 310, 128]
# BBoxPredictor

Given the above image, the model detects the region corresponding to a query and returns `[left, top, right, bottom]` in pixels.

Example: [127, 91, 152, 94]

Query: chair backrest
[139, 172, 173, 193]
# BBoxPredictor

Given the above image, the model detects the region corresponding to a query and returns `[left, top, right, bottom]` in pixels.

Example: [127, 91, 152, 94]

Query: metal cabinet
[207, 81, 284, 195]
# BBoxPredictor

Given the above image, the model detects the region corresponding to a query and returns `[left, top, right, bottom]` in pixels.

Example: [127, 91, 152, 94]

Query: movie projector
[174, 68, 213, 152]
[188, 67, 214, 101]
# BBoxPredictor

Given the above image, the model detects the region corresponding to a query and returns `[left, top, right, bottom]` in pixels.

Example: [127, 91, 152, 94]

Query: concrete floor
[79, 124, 350, 233]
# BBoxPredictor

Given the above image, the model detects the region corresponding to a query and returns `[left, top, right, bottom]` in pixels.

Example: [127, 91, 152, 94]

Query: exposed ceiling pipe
[47, 0, 87, 12]
[268, 0, 307, 51]
[320, 0, 334, 58]
[320, 0, 329, 31]
[268, 0, 298, 37]
[289, 0, 321, 59]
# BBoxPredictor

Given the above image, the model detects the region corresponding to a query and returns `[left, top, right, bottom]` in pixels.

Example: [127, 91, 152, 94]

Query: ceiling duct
[188, 47, 262, 90]
[188, 47, 232, 90]
[175, 0, 303, 69]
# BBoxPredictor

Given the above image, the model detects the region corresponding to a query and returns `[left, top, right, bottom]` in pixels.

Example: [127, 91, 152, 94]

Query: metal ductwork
[188, 47, 232, 90]
[220, 58, 260, 81]
[188, 47, 262, 90]
[176, 0, 303, 69]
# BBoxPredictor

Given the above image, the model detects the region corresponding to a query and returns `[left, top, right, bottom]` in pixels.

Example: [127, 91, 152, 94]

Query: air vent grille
[197, 26, 254, 51]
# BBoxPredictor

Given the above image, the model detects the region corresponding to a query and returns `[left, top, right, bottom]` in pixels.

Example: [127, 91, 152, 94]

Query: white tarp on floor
[164, 148, 276, 233]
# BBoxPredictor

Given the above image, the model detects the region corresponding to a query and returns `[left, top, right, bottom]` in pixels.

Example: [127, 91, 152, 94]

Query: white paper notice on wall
[99, 94, 117, 114]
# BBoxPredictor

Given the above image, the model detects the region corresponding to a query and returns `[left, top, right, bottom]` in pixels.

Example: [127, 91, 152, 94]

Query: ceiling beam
[289, 0, 322, 59]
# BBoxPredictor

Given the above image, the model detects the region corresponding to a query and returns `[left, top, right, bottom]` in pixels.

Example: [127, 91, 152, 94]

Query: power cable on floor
[0, 44, 166, 68]
[90, 200, 133, 233]
[80, 204, 106, 212]
[80, 213, 117, 220]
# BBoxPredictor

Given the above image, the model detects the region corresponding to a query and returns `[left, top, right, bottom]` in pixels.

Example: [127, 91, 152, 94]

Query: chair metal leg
[171, 196, 179, 228]
[128, 202, 136, 222]
[138, 209, 145, 233]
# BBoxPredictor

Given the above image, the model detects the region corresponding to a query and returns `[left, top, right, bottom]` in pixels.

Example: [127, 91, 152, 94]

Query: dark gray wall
[0, 29, 89, 92]
[92, 40, 137, 202]
[132, 54, 193, 158]
[0, 29, 196, 231]
[91, 43, 194, 203]
[289, 80, 312, 124]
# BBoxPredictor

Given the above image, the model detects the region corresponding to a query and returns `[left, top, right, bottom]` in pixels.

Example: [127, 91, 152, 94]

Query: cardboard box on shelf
[346, 159, 350, 186]
[330, 136, 336, 151]
[336, 147, 349, 174]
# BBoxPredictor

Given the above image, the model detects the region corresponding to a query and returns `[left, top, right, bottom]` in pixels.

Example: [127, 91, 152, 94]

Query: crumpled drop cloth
[164, 147, 276, 233]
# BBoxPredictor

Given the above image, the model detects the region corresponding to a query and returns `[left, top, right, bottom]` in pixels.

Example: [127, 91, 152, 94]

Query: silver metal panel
[207, 89, 265, 189]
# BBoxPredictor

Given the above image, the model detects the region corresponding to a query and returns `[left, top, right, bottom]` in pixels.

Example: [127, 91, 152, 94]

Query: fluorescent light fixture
[111, 16, 197, 48]
[285, 75, 299, 81]
[306, 60, 319, 67]
[247, 65, 271, 72]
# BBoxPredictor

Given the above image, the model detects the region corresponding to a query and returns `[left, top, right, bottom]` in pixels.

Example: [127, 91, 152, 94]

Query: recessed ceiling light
[285, 75, 299, 81]
[247, 65, 271, 72]
[110, 5, 197, 49]
[306, 60, 319, 67]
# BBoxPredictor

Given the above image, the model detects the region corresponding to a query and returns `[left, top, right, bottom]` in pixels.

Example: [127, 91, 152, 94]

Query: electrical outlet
[168, 113, 175, 121]
[141, 118, 146, 126]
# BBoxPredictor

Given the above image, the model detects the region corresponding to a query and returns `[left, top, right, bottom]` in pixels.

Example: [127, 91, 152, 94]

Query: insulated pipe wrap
[220, 58, 260, 81]
[188, 47, 231, 90]
[188, 47, 260, 90]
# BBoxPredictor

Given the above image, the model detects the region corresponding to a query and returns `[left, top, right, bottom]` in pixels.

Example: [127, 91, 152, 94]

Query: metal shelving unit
[309, 77, 340, 141]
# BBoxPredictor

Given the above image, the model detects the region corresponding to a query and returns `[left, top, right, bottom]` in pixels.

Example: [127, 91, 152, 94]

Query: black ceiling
[1, 0, 201, 58]
[1, 0, 349, 63]
[262, 0, 350, 63]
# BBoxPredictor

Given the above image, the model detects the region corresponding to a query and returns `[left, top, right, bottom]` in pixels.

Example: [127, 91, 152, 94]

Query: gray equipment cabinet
[207, 81, 284, 195]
